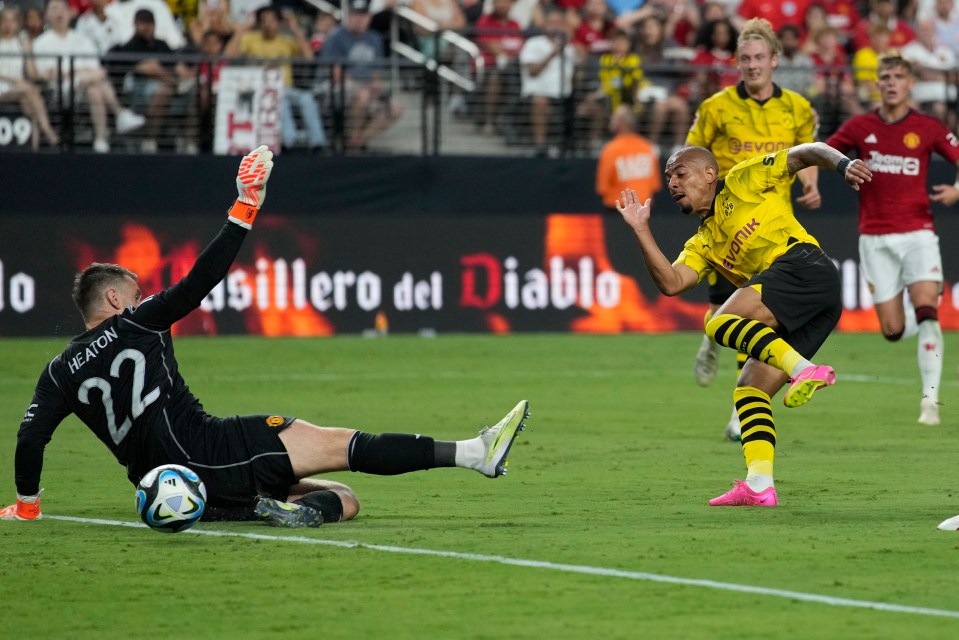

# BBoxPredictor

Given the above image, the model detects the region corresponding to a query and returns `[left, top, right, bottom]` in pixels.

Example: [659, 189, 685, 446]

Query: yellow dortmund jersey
[675, 149, 820, 287]
[686, 82, 816, 207]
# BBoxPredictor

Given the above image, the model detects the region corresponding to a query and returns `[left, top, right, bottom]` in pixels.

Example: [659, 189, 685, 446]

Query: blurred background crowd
[0, 0, 956, 155]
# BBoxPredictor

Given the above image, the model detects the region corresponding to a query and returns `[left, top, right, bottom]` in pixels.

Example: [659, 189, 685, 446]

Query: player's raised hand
[0, 491, 43, 521]
[796, 181, 822, 209]
[930, 183, 959, 207]
[230, 145, 274, 229]
[616, 189, 652, 231]
[842, 158, 872, 192]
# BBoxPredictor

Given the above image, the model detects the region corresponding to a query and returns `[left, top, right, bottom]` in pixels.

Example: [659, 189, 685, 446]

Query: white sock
[745, 474, 774, 492]
[789, 357, 815, 378]
[453, 437, 484, 469]
[902, 291, 919, 339]
[918, 320, 943, 403]
[728, 406, 739, 427]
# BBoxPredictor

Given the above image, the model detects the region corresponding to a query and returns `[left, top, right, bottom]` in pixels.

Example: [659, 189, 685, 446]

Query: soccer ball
[135, 464, 207, 533]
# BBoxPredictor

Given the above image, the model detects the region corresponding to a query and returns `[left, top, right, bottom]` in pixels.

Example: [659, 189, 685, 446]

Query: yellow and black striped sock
[736, 351, 748, 374]
[705, 313, 804, 376]
[735, 386, 775, 478]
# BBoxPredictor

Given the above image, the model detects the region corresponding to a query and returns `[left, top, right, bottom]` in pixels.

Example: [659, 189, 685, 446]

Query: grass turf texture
[1, 333, 958, 639]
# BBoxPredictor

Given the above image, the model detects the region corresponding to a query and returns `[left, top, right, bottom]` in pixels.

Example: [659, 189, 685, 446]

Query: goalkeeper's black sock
[294, 490, 344, 523]
[348, 432, 457, 474]
[201, 503, 257, 522]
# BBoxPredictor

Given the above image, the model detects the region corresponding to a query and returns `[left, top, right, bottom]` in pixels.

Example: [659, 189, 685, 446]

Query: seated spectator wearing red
[474, 0, 525, 136]
[572, 0, 614, 58]
[688, 18, 739, 99]
[852, 0, 915, 50]
[808, 25, 862, 130]
[735, 0, 810, 33]
[818, 0, 859, 41]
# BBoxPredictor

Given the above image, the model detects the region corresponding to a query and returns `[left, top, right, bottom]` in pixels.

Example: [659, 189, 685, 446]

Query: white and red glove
[0, 490, 43, 521]
[228, 144, 275, 229]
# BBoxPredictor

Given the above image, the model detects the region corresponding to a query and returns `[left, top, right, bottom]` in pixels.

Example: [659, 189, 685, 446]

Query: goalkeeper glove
[229, 144, 275, 229]
[0, 490, 43, 521]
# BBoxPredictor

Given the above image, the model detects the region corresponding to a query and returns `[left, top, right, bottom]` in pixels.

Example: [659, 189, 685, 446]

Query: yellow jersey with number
[674, 149, 820, 287]
[686, 83, 816, 207]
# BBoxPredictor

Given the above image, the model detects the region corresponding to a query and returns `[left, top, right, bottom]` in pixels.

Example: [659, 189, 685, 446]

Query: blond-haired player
[686, 18, 820, 441]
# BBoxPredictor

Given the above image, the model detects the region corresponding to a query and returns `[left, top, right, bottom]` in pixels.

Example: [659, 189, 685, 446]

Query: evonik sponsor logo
[721, 218, 760, 270]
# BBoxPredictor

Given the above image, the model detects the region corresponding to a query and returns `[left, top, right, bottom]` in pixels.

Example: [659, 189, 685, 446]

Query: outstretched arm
[786, 142, 872, 191]
[929, 160, 959, 207]
[131, 146, 274, 330]
[616, 189, 699, 296]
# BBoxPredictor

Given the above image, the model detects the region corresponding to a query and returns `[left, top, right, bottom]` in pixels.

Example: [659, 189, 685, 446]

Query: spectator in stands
[105, 0, 187, 51]
[852, 0, 915, 51]
[227, 5, 328, 153]
[818, 0, 859, 45]
[800, 2, 830, 53]
[632, 14, 690, 153]
[21, 7, 45, 44]
[851, 22, 891, 109]
[319, 0, 402, 151]
[919, 0, 958, 20]
[774, 23, 814, 94]
[617, 0, 701, 47]
[188, 0, 237, 47]
[32, 0, 145, 153]
[519, 8, 579, 156]
[595, 104, 660, 211]
[410, 0, 465, 59]
[474, 0, 524, 136]
[902, 18, 957, 124]
[0, 6, 60, 149]
[932, 0, 959, 57]
[309, 11, 337, 54]
[734, 0, 810, 33]
[571, 0, 613, 59]
[166, 0, 200, 35]
[577, 27, 642, 148]
[807, 25, 862, 132]
[481, 0, 544, 29]
[107, 8, 196, 153]
[197, 29, 227, 151]
[688, 18, 739, 98]
[76, 0, 123, 55]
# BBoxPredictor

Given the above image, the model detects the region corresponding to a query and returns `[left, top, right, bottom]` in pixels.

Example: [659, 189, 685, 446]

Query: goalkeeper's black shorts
[158, 413, 298, 507]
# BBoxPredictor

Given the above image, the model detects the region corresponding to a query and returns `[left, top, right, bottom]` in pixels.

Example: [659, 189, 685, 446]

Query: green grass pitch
[1, 332, 958, 639]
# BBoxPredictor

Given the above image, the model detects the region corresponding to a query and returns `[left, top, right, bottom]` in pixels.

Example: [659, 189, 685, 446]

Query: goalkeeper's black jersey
[15, 222, 248, 496]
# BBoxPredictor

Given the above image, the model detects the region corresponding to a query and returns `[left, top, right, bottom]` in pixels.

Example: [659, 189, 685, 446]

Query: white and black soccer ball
[135, 464, 207, 533]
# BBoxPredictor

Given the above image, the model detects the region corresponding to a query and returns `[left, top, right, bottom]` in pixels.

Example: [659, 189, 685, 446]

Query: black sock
[347, 432, 437, 474]
[434, 440, 457, 467]
[294, 490, 344, 523]
[200, 503, 257, 522]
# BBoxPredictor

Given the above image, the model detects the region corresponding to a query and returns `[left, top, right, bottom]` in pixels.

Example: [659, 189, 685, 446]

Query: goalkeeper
[1, 146, 529, 528]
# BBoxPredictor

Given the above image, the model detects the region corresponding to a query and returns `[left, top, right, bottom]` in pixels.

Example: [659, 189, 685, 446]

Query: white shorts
[859, 230, 942, 304]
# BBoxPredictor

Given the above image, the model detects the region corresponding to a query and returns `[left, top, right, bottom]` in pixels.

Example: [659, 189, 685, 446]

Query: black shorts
[159, 413, 298, 507]
[745, 243, 842, 359]
[707, 272, 739, 305]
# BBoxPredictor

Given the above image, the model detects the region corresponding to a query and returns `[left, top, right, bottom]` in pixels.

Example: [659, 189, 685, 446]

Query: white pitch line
[47, 514, 959, 620]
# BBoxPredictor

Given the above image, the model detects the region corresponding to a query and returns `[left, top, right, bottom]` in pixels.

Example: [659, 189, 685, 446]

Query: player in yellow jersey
[616, 143, 871, 506]
[685, 18, 821, 441]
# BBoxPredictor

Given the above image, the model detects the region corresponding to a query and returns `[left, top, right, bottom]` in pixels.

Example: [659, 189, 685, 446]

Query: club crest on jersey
[265, 416, 285, 427]
[903, 132, 920, 149]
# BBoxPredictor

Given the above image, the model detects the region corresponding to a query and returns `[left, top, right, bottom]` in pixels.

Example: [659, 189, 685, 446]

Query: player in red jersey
[826, 54, 959, 426]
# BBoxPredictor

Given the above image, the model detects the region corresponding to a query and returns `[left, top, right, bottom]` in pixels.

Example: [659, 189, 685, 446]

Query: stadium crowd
[0, 0, 957, 154]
